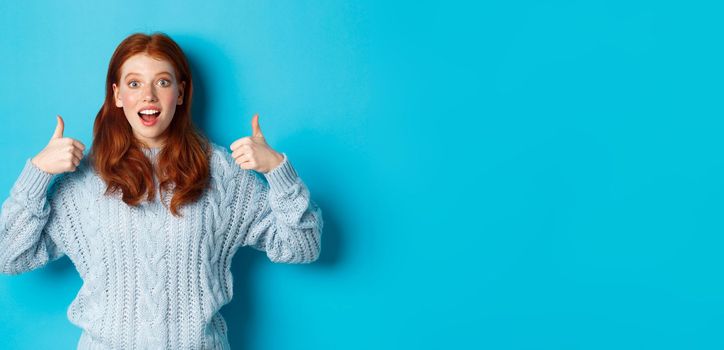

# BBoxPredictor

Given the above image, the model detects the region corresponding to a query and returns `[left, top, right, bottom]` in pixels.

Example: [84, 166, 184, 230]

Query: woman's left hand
[230, 114, 284, 174]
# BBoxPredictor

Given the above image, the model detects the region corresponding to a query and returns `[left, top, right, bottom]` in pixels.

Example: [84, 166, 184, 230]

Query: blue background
[1, 1, 723, 349]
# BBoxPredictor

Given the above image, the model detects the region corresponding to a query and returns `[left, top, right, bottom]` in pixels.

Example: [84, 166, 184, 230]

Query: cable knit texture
[0, 143, 323, 349]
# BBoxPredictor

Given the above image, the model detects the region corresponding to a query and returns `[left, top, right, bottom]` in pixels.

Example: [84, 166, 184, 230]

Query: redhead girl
[0, 32, 323, 349]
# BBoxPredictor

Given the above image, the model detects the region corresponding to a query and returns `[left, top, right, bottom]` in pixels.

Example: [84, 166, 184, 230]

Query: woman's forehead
[120, 53, 176, 78]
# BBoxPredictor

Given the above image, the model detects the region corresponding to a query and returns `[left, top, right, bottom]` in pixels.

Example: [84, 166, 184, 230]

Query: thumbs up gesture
[30, 115, 86, 175]
[229, 114, 284, 174]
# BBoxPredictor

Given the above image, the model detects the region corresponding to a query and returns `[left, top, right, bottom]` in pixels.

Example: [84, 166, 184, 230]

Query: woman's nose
[143, 86, 157, 102]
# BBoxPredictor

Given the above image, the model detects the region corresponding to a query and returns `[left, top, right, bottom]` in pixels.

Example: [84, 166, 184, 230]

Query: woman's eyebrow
[123, 71, 173, 80]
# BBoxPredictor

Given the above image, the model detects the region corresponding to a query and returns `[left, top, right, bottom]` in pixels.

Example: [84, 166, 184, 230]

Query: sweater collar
[141, 146, 162, 159]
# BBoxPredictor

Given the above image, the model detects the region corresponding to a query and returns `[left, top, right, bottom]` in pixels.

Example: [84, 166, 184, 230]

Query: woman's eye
[128, 81, 140, 88]
[158, 79, 170, 87]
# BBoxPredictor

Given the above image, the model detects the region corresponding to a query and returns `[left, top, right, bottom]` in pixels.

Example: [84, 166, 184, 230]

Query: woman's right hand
[31, 115, 86, 175]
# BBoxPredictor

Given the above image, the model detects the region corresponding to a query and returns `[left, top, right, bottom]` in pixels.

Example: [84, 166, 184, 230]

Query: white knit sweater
[0, 143, 323, 349]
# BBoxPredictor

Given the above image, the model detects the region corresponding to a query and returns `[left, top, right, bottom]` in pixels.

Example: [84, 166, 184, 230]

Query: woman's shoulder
[51, 156, 104, 194]
[208, 142, 243, 180]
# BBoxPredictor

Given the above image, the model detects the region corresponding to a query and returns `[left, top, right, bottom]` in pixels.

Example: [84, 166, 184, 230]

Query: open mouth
[138, 110, 160, 122]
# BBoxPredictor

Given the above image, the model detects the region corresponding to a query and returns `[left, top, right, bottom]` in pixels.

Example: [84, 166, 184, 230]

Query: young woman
[0, 32, 323, 349]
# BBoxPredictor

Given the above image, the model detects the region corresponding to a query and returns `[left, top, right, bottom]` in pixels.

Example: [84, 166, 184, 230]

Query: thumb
[251, 113, 264, 138]
[52, 115, 64, 139]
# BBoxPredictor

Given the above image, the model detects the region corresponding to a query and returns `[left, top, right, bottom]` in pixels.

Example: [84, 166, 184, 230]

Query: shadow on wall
[177, 35, 217, 141]
[178, 35, 342, 349]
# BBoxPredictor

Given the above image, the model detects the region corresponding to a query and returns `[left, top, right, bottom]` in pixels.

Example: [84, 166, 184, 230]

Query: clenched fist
[31, 115, 86, 175]
[229, 114, 284, 174]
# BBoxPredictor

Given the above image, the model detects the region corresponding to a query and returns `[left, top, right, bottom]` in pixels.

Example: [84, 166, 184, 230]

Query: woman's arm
[240, 153, 323, 263]
[0, 159, 65, 274]
[0, 117, 85, 274]
[220, 115, 323, 263]
[219, 152, 323, 264]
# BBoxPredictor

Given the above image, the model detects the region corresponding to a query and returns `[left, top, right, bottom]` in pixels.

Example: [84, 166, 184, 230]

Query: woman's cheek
[122, 91, 138, 106]
[162, 89, 178, 104]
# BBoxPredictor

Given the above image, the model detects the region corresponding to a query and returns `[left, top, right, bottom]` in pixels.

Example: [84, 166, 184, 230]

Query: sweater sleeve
[226, 153, 323, 264]
[0, 159, 67, 274]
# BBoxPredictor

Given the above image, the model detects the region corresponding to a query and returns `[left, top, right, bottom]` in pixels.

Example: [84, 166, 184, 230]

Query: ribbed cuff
[14, 159, 54, 199]
[263, 153, 298, 193]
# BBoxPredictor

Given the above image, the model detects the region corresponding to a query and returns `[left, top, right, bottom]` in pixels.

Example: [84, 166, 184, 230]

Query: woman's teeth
[138, 110, 160, 121]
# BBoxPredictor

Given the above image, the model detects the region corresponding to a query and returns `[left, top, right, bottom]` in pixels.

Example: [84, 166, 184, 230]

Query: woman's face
[112, 53, 185, 148]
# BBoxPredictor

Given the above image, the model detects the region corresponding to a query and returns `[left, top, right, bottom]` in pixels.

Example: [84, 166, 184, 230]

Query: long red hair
[89, 32, 211, 217]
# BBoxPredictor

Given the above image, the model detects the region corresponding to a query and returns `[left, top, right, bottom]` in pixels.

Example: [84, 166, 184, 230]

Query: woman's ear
[177, 81, 185, 105]
[112, 83, 123, 108]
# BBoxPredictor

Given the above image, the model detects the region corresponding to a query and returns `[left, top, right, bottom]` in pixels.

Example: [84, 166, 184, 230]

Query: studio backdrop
[1, 1, 723, 349]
